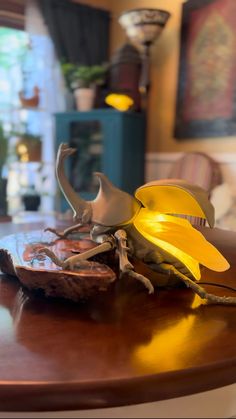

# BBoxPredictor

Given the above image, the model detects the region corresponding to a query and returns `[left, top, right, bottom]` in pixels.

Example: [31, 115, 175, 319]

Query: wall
[109, 0, 236, 154]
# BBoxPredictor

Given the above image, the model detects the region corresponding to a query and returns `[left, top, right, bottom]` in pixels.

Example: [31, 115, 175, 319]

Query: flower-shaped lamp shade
[105, 93, 134, 111]
[118, 9, 171, 107]
[133, 180, 229, 280]
[119, 8, 171, 46]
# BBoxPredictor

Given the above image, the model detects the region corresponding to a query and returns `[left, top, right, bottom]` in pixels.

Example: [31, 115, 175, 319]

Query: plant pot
[0, 178, 8, 216]
[74, 88, 95, 111]
[22, 194, 41, 211]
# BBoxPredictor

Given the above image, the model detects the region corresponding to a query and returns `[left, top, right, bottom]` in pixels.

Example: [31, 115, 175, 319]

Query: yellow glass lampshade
[134, 208, 229, 280]
[105, 93, 134, 111]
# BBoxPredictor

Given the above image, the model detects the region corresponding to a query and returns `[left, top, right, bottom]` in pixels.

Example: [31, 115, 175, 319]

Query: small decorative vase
[74, 88, 95, 111]
[22, 194, 41, 211]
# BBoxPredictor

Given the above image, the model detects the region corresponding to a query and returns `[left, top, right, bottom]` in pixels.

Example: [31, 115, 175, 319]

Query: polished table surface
[0, 219, 236, 412]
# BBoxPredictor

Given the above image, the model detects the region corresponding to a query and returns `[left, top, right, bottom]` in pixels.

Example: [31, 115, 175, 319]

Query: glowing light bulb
[105, 93, 134, 111]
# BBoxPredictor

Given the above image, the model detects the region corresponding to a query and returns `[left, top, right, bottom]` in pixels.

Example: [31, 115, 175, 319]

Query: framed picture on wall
[174, 0, 236, 139]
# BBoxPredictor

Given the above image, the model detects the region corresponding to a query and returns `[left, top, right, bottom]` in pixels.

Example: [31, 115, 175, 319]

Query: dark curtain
[39, 0, 110, 65]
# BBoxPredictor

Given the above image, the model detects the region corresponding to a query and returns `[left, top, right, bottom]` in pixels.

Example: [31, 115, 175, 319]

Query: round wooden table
[0, 221, 235, 416]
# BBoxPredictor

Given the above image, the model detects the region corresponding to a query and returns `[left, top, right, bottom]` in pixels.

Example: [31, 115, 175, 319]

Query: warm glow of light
[17, 144, 27, 154]
[16, 144, 29, 162]
[135, 185, 207, 220]
[132, 316, 225, 374]
[134, 208, 229, 279]
[132, 316, 196, 373]
[105, 93, 134, 111]
[191, 294, 204, 309]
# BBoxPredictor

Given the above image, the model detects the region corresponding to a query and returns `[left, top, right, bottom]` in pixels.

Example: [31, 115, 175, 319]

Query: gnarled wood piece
[0, 231, 116, 301]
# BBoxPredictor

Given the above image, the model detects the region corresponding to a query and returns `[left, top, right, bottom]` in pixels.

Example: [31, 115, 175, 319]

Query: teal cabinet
[55, 109, 146, 212]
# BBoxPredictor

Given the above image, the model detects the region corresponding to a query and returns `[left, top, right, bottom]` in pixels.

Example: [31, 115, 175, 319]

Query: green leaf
[61, 63, 107, 90]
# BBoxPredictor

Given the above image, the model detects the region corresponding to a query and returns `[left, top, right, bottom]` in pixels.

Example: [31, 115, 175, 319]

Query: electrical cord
[199, 281, 236, 292]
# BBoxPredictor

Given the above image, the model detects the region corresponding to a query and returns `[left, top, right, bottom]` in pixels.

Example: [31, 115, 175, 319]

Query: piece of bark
[0, 231, 116, 301]
[15, 263, 116, 301]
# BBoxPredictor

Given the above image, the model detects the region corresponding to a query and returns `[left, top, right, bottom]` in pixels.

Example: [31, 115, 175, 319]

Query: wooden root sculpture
[40, 143, 236, 305]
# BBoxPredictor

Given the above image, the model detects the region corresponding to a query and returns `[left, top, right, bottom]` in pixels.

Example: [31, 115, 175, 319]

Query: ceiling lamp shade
[118, 8, 171, 108]
[119, 8, 171, 46]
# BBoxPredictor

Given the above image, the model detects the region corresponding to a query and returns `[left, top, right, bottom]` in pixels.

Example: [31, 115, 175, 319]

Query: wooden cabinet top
[55, 108, 146, 119]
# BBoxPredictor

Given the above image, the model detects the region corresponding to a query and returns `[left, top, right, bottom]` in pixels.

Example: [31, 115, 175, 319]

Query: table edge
[0, 357, 235, 412]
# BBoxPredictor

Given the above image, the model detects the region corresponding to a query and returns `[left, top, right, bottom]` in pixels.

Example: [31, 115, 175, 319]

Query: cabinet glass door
[69, 121, 103, 195]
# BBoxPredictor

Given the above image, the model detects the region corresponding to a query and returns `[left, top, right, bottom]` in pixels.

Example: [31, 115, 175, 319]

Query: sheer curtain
[24, 0, 66, 214]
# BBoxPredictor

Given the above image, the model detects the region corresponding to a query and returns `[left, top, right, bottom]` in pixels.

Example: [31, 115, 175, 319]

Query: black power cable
[199, 282, 236, 293]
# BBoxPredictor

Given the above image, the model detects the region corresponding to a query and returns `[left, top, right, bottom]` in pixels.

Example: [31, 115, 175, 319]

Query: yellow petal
[134, 209, 229, 279]
[135, 179, 215, 228]
[105, 93, 134, 111]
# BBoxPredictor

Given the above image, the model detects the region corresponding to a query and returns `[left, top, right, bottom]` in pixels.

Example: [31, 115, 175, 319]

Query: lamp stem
[139, 43, 151, 111]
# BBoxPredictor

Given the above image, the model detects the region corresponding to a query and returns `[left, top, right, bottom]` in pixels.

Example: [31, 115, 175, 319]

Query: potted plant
[61, 63, 107, 111]
[21, 184, 41, 211]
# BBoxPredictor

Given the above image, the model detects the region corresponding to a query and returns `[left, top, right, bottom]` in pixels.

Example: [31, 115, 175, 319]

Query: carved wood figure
[18, 85, 40, 108]
[38, 143, 236, 305]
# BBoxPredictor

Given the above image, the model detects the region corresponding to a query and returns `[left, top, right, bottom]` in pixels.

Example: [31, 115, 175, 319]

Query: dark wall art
[175, 0, 236, 139]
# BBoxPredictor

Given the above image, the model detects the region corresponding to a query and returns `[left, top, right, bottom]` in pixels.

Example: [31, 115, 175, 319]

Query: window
[0, 26, 61, 216]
